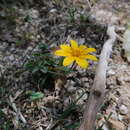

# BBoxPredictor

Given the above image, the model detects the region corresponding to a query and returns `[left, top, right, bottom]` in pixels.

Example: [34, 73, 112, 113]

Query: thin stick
[79, 26, 117, 130]
[86, 0, 92, 9]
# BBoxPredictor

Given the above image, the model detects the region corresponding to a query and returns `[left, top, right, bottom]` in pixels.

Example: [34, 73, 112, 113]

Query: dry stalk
[79, 26, 117, 130]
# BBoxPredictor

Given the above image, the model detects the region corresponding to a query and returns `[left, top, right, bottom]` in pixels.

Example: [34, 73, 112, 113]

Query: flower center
[71, 49, 81, 57]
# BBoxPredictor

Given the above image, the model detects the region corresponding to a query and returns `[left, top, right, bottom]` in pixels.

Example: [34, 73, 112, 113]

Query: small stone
[77, 38, 85, 45]
[9, 55, 15, 61]
[64, 98, 70, 107]
[111, 111, 118, 120]
[119, 64, 127, 70]
[49, 9, 57, 14]
[10, 47, 15, 52]
[119, 105, 128, 115]
[107, 69, 115, 76]
[116, 76, 125, 85]
[118, 114, 123, 121]
[27, 46, 33, 51]
[67, 85, 76, 92]
[29, 9, 39, 19]
[127, 126, 130, 130]
[84, 82, 90, 88]
[81, 77, 89, 82]
[102, 124, 109, 130]
[76, 89, 88, 105]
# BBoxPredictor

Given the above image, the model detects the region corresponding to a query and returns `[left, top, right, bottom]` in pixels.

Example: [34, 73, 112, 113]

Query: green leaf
[38, 43, 48, 50]
[58, 104, 77, 119]
[58, 91, 86, 119]
[29, 92, 44, 101]
[64, 122, 80, 129]
[0, 109, 5, 117]
[32, 67, 39, 73]
[24, 15, 32, 22]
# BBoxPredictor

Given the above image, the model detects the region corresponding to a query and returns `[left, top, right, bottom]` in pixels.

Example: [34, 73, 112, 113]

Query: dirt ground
[0, 0, 130, 130]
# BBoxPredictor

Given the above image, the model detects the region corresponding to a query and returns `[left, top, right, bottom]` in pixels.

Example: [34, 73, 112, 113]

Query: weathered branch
[79, 26, 117, 130]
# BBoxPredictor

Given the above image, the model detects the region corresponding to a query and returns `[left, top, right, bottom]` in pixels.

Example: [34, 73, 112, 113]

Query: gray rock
[102, 124, 109, 130]
[49, 9, 57, 14]
[117, 76, 125, 85]
[76, 89, 88, 105]
[29, 9, 39, 19]
[118, 114, 123, 121]
[9, 55, 15, 61]
[111, 111, 118, 120]
[67, 85, 76, 92]
[119, 105, 128, 115]
[81, 77, 89, 82]
[127, 126, 130, 130]
[107, 69, 115, 76]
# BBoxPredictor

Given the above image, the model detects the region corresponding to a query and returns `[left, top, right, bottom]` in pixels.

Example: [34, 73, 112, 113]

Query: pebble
[117, 76, 125, 85]
[119, 64, 127, 70]
[107, 69, 116, 76]
[102, 124, 109, 130]
[29, 9, 39, 19]
[67, 85, 76, 92]
[10, 47, 15, 52]
[118, 114, 124, 121]
[49, 8, 57, 14]
[76, 89, 88, 105]
[119, 105, 128, 115]
[9, 55, 15, 61]
[81, 77, 89, 82]
[111, 111, 118, 120]
[65, 80, 76, 92]
[127, 126, 130, 130]
[27, 46, 33, 51]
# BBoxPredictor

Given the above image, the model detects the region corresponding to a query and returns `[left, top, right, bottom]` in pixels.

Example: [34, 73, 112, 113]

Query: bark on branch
[79, 26, 117, 130]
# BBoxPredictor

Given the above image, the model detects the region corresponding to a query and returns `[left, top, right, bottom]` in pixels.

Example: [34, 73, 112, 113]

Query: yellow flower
[55, 40, 98, 69]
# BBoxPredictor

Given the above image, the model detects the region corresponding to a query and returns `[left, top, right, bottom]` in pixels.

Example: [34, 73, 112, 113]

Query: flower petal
[76, 58, 88, 69]
[63, 57, 75, 66]
[84, 48, 96, 54]
[60, 44, 71, 51]
[70, 40, 78, 49]
[55, 50, 70, 56]
[79, 45, 87, 49]
[81, 54, 98, 61]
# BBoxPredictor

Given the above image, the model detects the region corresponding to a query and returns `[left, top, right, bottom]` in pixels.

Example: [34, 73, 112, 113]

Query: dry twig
[79, 26, 117, 130]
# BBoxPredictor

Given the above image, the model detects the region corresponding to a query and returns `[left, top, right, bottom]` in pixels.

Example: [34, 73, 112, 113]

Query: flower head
[55, 40, 98, 69]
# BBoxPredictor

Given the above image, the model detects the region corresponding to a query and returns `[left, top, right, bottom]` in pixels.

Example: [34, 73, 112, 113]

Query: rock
[118, 114, 124, 121]
[65, 80, 76, 92]
[111, 111, 118, 120]
[9, 55, 15, 61]
[102, 124, 109, 130]
[123, 23, 130, 62]
[29, 9, 39, 19]
[64, 98, 70, 107]
[127, 126, 130, 130]
[84, 82, 90, 88]
[77, 38, 85, 45]
[108, 119, 126, 130]
[107, 69, 115, 76]
[119, 105, 128, 115]
[81, 77, 89, 82]
[27, 46, 33, 51]
[67, 85, 77, 92]
[119, 64, 127, 70]
[117, 76, 125, 85]
[75, 89, 88, 105]
[49, 8, 57, 14]
[98, 119, 109, 130]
